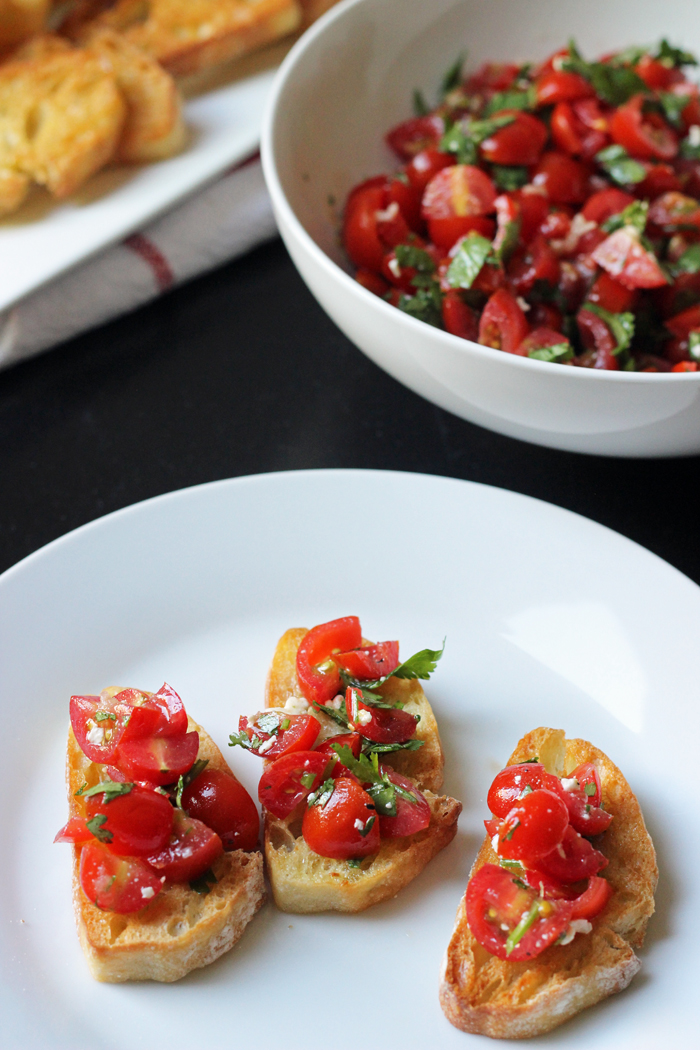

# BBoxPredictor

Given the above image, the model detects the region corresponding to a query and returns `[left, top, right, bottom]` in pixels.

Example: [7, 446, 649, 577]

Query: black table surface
[2, 236, 700, 586]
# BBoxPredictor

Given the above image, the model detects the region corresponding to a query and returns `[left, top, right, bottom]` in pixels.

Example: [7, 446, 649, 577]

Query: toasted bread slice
[0, 0, 50, 52]
[67, 711, 265, 983]
[439, 727, 658, 1040]
[298, 0, 338, 28]
[262, 625, 461, 913]
[0, 39, 125, 210]
[61, 0, 302, 77]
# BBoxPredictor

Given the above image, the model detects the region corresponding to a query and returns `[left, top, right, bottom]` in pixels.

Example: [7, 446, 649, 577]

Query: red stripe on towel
[125, 234, 174, 292]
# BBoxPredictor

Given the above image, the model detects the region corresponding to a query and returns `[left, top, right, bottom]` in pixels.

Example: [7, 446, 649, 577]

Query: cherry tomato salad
[55, 684, 260, 914]
[229, 616, 445, 864]
[343, 39, 700, 372]
[467, 758, 614, 960]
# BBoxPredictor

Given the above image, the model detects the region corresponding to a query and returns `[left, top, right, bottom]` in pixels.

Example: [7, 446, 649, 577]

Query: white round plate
[0, 470, 697, 1049]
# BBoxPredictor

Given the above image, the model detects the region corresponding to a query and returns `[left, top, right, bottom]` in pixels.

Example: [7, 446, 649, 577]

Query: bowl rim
[261, 0, 700, 385]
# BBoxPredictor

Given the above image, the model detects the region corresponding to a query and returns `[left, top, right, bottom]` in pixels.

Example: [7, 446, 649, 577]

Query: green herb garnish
[601, 199, 649, 236]
[357, 815, 376, 838]
[440, 53, 466, 98]
[174, 758, 209, 808]
[94, 711, 117, 722]
[595, 144, 647, 186]
[307, 779, 336, 808]
[79, 781, 134, 802]
[190, 868, 218, 895]
[491, 164, 530, 192]
[445, 232, 494, 290]
[360, 738, 424, 756]
[505, 898, 541, 955]
[86, 814, 113, 844]
[393, 641, 445, 680]
[527, 342, 573, 364]
[689, 332, 700, 361]
[563, 39, 646, 106]
[300, 771, 317, 789]
[483, 87, 536, 117]
[584, 782, 597, 797]
[584, 303, 636, 361]
[504, 820, 520, 841]
[673, 243, 700, 274]
[312, 700, 349, 728]
[413, 88, 429, 116]
[441, 113, 516, 165]
[655, 40, 698, 68]
[397, 283, 443, 327]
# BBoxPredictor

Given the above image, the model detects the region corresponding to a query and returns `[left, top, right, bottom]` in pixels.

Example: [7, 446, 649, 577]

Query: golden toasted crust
[262, 626, 460, 913]
[298, 0, 338, 27]
[62, 0, 302, 77]
[439, 728, 658, 1040]
[0, 0, 50, 52]
[67, 708, 265, 983]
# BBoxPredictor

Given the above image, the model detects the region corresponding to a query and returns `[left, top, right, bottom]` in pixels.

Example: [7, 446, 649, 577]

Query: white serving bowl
[262, 0, 700, 457]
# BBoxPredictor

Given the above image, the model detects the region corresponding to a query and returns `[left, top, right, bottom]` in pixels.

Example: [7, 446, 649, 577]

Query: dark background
[2, 237, 699, 585]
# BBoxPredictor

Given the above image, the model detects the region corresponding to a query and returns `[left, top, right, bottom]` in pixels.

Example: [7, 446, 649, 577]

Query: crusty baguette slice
[61, 0, 302, 77]
[67, 711, 265, 983]
[0, 0, 50, 52]
[263, 625, 461, 913]
[439, 727, 658, 1040]
[265, 626, 445, 793]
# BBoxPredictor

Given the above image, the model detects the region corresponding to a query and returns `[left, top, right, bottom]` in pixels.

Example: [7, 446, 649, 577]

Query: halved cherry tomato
[405, 149, 453, 193]
[146, 809, 223, 882]
[238, 711, 320, 759]
[138, 682, 189, 737]
[466, 864, 574, 961]
[581, 188, 636, 225]
[532, 151, 591, 204]
[182, 769, 259, 851]
[530, 302, 563, 331]
[665, 304, 700, 338]
[636, 164, 682, 199]
[115, 731, 200, 785]
[535, 70, 595, 106]
[80, 843, 163, 913]
[85, 785, 174, 856]
[508, 235, 560, 294]
[648, 191, 700, 232]
[576, 307, 619, 370]
[333, 640, 399, 680]
[345, 687, 418, 744]
[343, 180, 389, 272]
[551, 102, 608, 160]
[672, 361, 698, 371]
[513, 189, 549, 243]
[356, 268, 390, 296]
[518, 327, 571, 357]
[302, 777, 380, 859]
[54, 816, 92, 844]
[377, 768, 431, 839]
[480, 112, 548, 167]
[465, 63, 519, 93]
[442, 290, 480, 340]
[635, 54, 676, 90]
[557, 764, 613, 836]
[534, 825, 608, 883]
[495, 789, 569, 864]
[387, 176, 423, 234]
[422, 165, 497, 250]
[591, 228, 668, 289]
[478, 288, 530, 354]
[69, 693, 129, 764]
[257, 750, 329, 818]
[296, 616, 362, 706]
[586, 272, 638, 313]
[385, 114, 444, 160]
[570, 875, 614, 920]
[610, 94, 678, 161]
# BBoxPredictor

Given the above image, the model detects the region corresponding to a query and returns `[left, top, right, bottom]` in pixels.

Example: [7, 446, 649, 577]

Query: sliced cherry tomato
[146, 809, 223, 882]
[405, 148, 453, 193]
[513, 189, 549, 243]
[69, 693, 129, 764]
[591, 228, 668, 289]
[648, 191, 700, 232]
[387, 176, 423, 234]
[635, 54, 676, 90]
[586, 272, 638, 313]
[257, 750, 329, 818]
[333, 640, 400, 680]
[85, 785, 174, 856]
[535, 70, 595, 106]
[666, 304, 700, 338]
[495, 788, 569, 864]
[139, 682, 189, 737]
[518, 328, 571, 357]
[115, 731, 200, 786]
[508, 234, 560, 294]
[343, 180, 389, 272]
[54, 816, 92, 844]
[570, 875, 613, 920]
[636, 163, 682, 199]
[534, 825, 608, 883]
[314, 732, 363, 778]
[557, 765, 613, 836]
[302, 777, 380, 859]
[345, 686, 418, 744]
[529, 302, 563, 331]
[480, 112, 548, 167]
[377, 768, 431, 839]
[238, 711, 320, 759]
[539, 207, 572, 241]
[576, 307, 619, 370]
[478, 288, 530, 354]
[465, 63, 519, 93]
[442, 290, 480, 340]
[385, 114, 444, 160]
[466, 864, 574, 961]
[356, 268, 390, 297]
[671, 361, 698, 371]
[551, 102, 586, 156]
[422, 165, 497, 250]
[296, 616, 362, 706]
[80, 843, 163, 913]
[531, 151, 590, 205]
[610, 95, 678, 161]
[182, 769, 259, 851]
[581, 188, 636, 225]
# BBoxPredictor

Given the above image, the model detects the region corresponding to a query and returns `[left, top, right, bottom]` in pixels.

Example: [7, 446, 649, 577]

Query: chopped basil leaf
[504, 820, 520, 841]
[74, 781, 89, 797]
[300, 771, 317, 789]
[505, 899, 541, 955]
[601, 199, 649, 236]
[394, 243, 436, 274]
[522, 757, 539, 764]
[446, 231, 493, 290]
[689, 332, 700, 361]
[357, 814, 376, 837]
[312, 700, 349, 728]
[332, 745, 382, 785]
[393, 784, 419, 804]
[440, 53, 466, 98]
[498, 858, 525, 873]
[657, 92, 691, 130]
[228, 729, 253, 750]
[680, 136, 700, 161]
[595, 144, 646, 185]
[307, 779, 335, 808]
[564, 40, 646, 106]
[491, 164, 529, 192]
[483, 87, 536, 118]
[173, 759, 209, 808]
[361, 738, 424, 756]
[397, 283, 443, 327]
[392, 640, 445, 680]
[80, 780, 134, 802]
[674, 243, 700, 274]
[94, 710, 117, 722]
[86, 813, 113, 843]
[347, 858, 362, 868]
[367, 782, 398, 818]
[413, 88, 429, 116]
[355, 688, 399, 710]
[584, 782, 597, 797]
[584, 303, 635, 358]
[608, 44, 647, 68]
[441, 113, 516, 165]
[281, 717, 291, 731]
[527, 342, 573, 364]
[655, 39, 698, 68]
[190, 868, 218, 895]
[255, 712, 281, 735]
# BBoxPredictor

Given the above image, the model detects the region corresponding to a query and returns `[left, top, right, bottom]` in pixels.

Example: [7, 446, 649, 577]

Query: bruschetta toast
[232, 618, 461, 914]
[439, 727, 657, 1039]
[58, 685, 265, 983]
